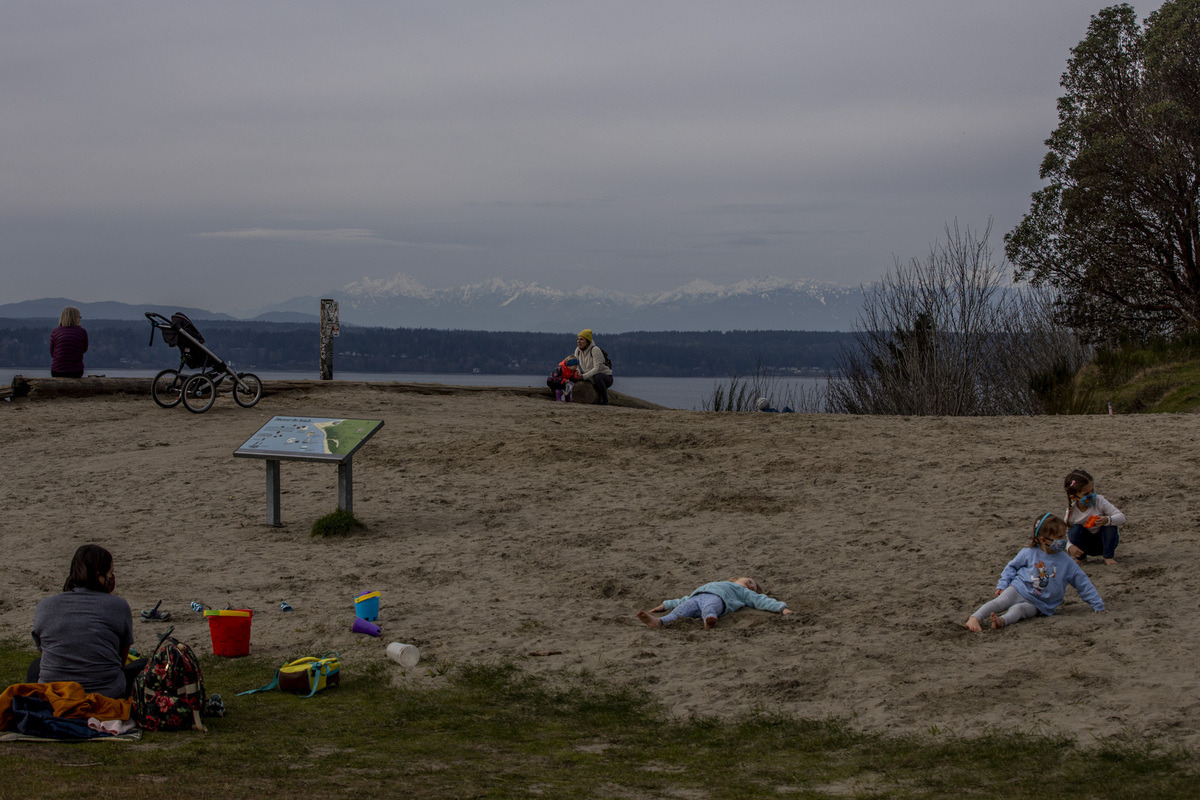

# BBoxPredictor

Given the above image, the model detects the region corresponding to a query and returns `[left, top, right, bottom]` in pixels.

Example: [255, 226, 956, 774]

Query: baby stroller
[145, 311, 263, 413]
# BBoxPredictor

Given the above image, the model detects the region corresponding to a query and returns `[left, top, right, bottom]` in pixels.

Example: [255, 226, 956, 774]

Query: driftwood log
[10, 376, 152, 399]
[7, 376, 663, 409]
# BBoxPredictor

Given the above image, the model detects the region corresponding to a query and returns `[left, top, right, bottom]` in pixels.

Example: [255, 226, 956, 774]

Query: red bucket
[205, 609, 253, 657]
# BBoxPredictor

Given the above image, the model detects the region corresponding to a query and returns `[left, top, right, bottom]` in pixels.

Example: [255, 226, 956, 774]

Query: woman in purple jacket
[50, 306, 88, 378]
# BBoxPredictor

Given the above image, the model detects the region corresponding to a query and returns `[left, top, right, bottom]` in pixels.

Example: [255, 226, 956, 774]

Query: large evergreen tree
[1004, 1, 1200, 341]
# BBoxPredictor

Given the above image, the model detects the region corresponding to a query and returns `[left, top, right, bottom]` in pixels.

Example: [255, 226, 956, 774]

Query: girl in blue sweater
[637, 577, 791, 630]
[964, 513, 1106, 632]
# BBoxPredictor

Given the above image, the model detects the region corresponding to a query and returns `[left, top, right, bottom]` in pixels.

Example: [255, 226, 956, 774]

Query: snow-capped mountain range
[262, 274, 863, 331]
[0, 274, 865, 331]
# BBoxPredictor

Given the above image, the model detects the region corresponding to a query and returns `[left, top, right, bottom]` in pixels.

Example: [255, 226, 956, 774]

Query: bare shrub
[827, 221, 1090, 415]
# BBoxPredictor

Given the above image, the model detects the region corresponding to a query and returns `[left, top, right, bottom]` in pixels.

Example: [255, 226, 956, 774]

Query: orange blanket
[0, 682, 130, 730]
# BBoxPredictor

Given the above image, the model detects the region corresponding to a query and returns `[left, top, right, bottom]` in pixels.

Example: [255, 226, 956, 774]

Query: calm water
[4, 368, 826, 411]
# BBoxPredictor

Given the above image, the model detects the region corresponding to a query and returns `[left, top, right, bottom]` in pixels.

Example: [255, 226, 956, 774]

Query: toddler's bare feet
[964, 616, 982, 632]
[637, 610, 662, 628]
[989, 613, 1005, 630]
[1104, 558, 1118, 565]
[704, 616, 718, 629]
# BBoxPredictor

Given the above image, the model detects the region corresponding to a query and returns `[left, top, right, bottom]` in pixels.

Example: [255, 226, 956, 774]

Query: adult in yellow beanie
[573, 329, 614, 404]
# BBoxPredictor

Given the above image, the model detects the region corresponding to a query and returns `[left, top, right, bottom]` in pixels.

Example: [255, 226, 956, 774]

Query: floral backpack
[132, 627, 208, 732]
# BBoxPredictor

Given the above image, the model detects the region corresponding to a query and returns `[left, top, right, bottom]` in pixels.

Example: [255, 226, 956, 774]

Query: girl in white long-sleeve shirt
[1063, 469, 1126, 565]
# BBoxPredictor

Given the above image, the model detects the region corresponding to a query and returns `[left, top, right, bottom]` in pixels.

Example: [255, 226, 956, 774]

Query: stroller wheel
[182, 374, 217, 413]
[232, 372, 263, 408]
[151, 369, 185, 409]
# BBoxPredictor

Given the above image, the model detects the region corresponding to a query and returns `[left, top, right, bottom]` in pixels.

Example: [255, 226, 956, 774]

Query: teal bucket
[354, 591, 380, 621]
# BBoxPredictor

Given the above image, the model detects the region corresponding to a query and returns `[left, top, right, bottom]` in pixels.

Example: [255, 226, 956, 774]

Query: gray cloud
[190, 228, 472, 250]
[193, 228, 402, 245]
[0, 0, 1166, 316]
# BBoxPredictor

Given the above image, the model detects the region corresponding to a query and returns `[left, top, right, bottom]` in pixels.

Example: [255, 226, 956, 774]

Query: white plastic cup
[386, 642, 420, 667]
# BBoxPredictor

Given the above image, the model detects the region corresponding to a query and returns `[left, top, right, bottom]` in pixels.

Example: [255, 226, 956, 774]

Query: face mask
[1076, 492, 1096, 507]
[1046, 538, 1068, 553]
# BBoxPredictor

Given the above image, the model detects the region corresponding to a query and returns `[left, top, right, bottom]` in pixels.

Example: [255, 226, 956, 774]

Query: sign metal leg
[266, 459, 281, 527]
[338, 457, 353, 514]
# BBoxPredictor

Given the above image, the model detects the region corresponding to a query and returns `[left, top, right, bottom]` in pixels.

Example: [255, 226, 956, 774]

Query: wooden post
[319, 299, 338, 380]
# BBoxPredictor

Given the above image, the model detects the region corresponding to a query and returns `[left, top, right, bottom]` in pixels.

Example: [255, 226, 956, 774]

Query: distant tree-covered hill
[0, 319, 853, 377]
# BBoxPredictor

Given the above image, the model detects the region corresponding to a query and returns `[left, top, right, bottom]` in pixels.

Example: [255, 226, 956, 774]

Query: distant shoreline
[0, 319, 850, 378]
[4, 370, 827, 411]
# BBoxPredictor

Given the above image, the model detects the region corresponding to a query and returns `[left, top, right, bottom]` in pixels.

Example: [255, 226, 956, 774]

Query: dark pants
[25, 657, 148, 699]
[51, 370, 83, 378]
[1067, 524, 1120, 560]
[590, 373, 614, 404]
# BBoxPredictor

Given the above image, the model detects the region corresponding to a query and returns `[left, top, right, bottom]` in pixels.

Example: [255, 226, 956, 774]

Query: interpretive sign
[235, 416, 384, 526]
[235, 416, 383, 461]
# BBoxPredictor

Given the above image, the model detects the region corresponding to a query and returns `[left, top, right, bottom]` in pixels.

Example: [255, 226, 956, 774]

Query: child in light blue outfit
[637, 577, 791, 630]
[965, 513, 1106, 631]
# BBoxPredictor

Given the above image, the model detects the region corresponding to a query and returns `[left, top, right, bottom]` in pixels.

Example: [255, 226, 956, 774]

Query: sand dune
[2, 384, 1197, 746]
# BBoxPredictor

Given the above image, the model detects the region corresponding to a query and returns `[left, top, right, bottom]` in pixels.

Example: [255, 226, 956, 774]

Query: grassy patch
[1112, 359, 1200, 413]
[310, 507, 365, 537]
[0, 638, 1195, 798]
[1063, 334, 1200, 414]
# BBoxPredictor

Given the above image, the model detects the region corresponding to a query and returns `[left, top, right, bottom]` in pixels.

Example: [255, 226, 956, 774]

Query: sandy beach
[2, 383, 1198, 748]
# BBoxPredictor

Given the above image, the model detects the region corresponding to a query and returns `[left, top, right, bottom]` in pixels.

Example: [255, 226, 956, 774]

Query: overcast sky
[1, 1, 1166, 315]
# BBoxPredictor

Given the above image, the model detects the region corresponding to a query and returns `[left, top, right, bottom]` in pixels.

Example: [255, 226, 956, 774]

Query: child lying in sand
[637, 577, 791, 629]
[964, 513, 1105, 632]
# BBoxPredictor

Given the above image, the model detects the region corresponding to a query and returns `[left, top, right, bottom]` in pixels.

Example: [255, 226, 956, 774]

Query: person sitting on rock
[572, 329, 614, 405]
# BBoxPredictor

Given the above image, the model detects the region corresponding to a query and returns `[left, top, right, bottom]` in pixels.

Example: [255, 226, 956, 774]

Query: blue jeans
[1067, 524, 1120, 560]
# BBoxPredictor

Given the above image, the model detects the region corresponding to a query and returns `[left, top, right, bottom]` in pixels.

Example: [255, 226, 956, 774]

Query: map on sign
[234, 416, 384, 462]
